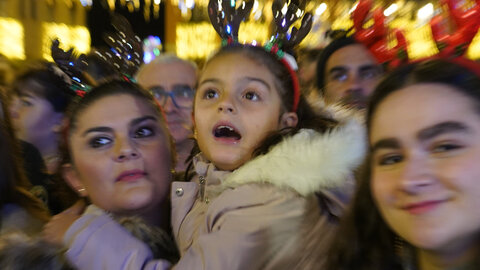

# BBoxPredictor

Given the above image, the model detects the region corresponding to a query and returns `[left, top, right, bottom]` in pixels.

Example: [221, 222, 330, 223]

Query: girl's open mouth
[212, 124, 242, 142]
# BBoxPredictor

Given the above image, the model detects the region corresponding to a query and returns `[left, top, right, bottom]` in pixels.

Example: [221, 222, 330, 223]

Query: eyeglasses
[149, 84, 195, 109]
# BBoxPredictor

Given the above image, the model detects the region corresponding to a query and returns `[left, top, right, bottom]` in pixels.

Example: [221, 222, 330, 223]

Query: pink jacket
[64, 119, 366, 270]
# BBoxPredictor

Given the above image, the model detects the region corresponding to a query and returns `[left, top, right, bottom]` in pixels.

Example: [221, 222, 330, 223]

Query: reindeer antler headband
[430, 0, 480, 57]
[208, 0, 254, 45]
[208, 0, 312, 112]
[351, 0, 408, 68]
[51, 14, 143, 98]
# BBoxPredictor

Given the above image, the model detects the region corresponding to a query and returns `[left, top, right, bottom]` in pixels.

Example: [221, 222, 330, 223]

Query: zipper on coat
[199, 175, 206, 202]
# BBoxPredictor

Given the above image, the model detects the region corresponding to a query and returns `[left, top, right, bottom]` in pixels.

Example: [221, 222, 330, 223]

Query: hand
[43, 199, 86, 246]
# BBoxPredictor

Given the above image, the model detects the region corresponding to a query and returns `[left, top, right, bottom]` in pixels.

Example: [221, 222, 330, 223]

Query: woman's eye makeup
[134, 126, 155, 138]
[88, 137, 112, 148]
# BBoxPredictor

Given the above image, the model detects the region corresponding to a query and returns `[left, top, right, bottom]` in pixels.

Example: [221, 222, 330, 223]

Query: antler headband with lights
[207, 0, 312, 112]
[51, 14, 144, 98]
[51, 39, 94, 98]
[207, 0, 254, 45]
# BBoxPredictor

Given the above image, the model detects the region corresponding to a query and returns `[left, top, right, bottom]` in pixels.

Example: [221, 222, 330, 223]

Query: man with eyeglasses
[316, 36, 383, 110]
[136, 55, 197, 172]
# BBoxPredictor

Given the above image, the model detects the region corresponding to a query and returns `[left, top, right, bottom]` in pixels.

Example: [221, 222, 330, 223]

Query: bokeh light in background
[1, 0, 480, 62]
[0, 18, 24, 60]
[143, 35, 163, 63]
[171, 0, 460, 60]
[42, 24, 90, 61]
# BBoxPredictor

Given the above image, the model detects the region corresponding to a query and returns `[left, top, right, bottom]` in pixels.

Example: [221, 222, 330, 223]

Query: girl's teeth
[218, 125, 234, 131]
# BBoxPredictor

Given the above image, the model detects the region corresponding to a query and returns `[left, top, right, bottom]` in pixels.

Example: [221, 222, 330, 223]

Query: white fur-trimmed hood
[223, 115, 367, 196]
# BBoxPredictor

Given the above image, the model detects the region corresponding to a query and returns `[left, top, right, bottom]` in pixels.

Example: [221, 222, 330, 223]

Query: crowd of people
[0, 1, 480, 269]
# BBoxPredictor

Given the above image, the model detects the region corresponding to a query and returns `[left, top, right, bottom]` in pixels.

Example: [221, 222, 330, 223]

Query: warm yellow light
[467, 32, 480, 59]
[389, 18, 438, 59]
[0, 18, 24, 60]
[64, 0, 73, 8]
[417, 3, 434, 21]
[315, 3, 327, 16]
[281, 3, 288, 15]
[239, 22, 269, 45]
[349, 2, 358, 14]
[185, 0, 195, 9]
[176, 21, 271, 60]
[42, 23, 90, 61]
[252, 0, 259, 13]
[330, 17, 442, 60]
[384, 3, 398, 17]
[107, 0, 116, 10]
[176, 22, 219, 59]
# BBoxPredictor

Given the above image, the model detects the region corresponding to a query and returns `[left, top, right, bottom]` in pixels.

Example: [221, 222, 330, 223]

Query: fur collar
[223, 116, 366, 196]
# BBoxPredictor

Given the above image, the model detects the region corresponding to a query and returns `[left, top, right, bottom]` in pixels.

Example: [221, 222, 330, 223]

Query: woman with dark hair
[44, 80, 179, 263]
[9, 63, 74, 174]
[8, 63, 77, 213]
[326, 58, 480, 270]
[0, 103, 50, 236]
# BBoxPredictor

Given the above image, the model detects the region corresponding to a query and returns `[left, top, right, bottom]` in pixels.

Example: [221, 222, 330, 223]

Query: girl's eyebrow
[82, 116, 157, 137]
[370, 121, 471, 154]
[129, 115, 157, 127]
[242, 77, 271, 91]
[370, 138, 401, 154]
[198, 77, 271, 91]
[82, 126, 112, 137]
[417, 121, 470, 141]
[198, 78, 221, 87]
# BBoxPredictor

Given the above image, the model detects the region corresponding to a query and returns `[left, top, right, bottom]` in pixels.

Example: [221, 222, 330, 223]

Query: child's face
[370, 83, 480, 255]
[194, 52, 296, 171]
[65, 94, 172, 216]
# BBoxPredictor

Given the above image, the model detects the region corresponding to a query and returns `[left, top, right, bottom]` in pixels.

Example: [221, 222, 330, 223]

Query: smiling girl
[327, 58, 480, 270]
[45, 44, 366, 269]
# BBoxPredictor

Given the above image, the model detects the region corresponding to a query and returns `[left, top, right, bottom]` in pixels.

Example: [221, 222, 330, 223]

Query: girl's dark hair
[65, 80, 163, 137]
[0, 92, 50, 222]
[326, 58, 480, 270]
[12, 63, 75, 113]
[325, 159, 404, 270]
[367, 59, 480, 130]
[186, 45, 337, 168]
